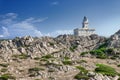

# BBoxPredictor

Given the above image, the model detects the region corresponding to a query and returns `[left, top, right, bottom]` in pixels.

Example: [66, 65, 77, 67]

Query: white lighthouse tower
[82, 16, 89, 29]
[74, 16, 95, 36]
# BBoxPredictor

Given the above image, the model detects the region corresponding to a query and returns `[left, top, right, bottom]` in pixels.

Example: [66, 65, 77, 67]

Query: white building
[74, 16, 95, 36]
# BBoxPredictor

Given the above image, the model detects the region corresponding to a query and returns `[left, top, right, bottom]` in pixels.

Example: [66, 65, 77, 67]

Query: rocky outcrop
[108, 29, 120, 48]
[0, 34, 120, 80]
[0, 34, 105, 60]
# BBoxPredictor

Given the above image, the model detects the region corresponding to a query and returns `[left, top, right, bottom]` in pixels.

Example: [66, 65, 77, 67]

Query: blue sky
[0, 0, 120, 38]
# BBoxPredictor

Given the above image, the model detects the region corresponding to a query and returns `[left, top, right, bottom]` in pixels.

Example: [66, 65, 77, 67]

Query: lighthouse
[74, 16, 95, 36]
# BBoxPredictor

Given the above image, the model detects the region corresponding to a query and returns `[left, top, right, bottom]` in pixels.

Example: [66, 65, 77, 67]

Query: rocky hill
[0, 30, 120, 80]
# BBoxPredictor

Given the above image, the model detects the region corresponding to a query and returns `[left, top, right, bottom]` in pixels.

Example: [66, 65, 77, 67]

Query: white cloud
[0, 13, 17, 19]
[5, 13, 18, 19]
[45, 30, 73, 37]
[0, 13, 17, 26]
[23, 17, 48, 23]
[0, 13, 48, 38]
[0, 13, 73, 38]
[51, 1, 59, 5]
[9, 21, 43, 37]
[0, 35, 4, 37]
[0, 27, 9, 38]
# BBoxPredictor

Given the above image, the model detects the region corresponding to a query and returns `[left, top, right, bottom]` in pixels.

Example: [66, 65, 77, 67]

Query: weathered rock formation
[0, 32, 120, 80]
[0, 34, 105, 60]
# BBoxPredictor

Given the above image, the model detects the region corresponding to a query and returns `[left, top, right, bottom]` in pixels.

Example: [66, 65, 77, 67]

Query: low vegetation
[62, 60, 72, 65]
[62, 57, 72, 65]
[117, 64, 120, 67]
[74, 66, 89, 79]
[64, 56, 70, 60]
[28, 67, 44, 72]
[48, 69, 55, 72]
[80, 47, 117, 59]
[95, 64, 118, 76]
[28, 67, 45, 77]
[12, 54, 30, 59]
[0, 63, 9, 67]
[0, 73, 16, 80]
[90, 48, 108, 59]
[41, 54, 54, 59]
[69, 45, 78, 52]
[97, 41, 108, 49]
[34, 57, 41, 60]
[1, 68, 8, 72]
[48, 42, 54, 46]
[80, 52, 89, 56]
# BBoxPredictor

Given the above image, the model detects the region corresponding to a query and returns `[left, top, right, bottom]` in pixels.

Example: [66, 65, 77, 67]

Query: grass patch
[0, 73, 15, 80]
[74, 75, 89, 80]
[74, 66, 89, 79]
[0, 63, 9, 67]
[95, 64, 118, 76]
[69, 45, 77, 52]
[41, 54, 54, 59]
[48, 42, 54, 46]
[76, 66, 88, 74]
[48, 69, 55, 72]
[28, 67, 45, 77]
[12, 54, 30, 59]
[62, 60, 72, 65]
[28, 67, 44, 72]
[80, 52, 88, 56]
[79, 60, 87, 63]
[80, 48, 109, 59]
[1, 68, 8, 72]
[117, 64, 120, 67]
[34, 57, 41, 60]
[64, 56, 70, 60]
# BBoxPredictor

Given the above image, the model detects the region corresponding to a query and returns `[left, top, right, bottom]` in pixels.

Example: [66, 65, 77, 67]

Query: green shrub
[0, 63, 9, 67]
[12, 54, 30, 59]
[97, 41, 108, 49]
[41, 54, 54, 59]
[76, 66, 88, 74]
[48, 69, 55, 72]
[113, 55, 119, 58]
[1, 68, 8, 72]
[40, 58, 48, 61]
[34, 57, 40, 60]
[118, 78, 120, 80]
[29, 73, 37, 77]
[110, 56, 116, 60]
[79, 60, 87, 63]
[106, 48, 114, 54]
[28, 67, 44, 72]
[62, 60, 72, 65]
[96, 53, 108, 59]
[28, 67, 44, 77]
[19, 54, 30, 59]
[49, 42, 54, 46]
[90, 48, 108, 59]
[80, 52, 88, 56]
[0, 73, 15, 80]
[90, 49, 103, 55]
[74, 75, 89, 80]
[74, 66, 89, 80]
[69, 45, 77, 52]
[117, 64, 120, 67]
[95, 64, 118, 76]
[64, 56, 70, 60]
